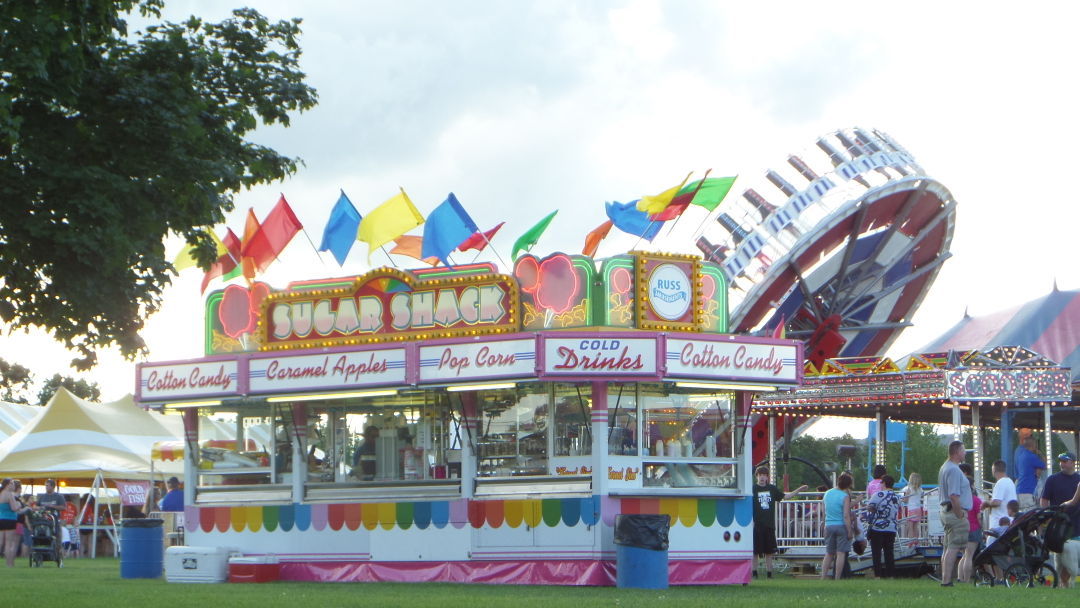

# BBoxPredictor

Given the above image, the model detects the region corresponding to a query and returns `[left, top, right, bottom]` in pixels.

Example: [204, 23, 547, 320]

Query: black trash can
[120, 518, 164, 579]
[613, 514, 670, 589]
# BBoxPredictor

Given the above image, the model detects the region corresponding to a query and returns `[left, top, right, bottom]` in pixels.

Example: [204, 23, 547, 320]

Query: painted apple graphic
[515, 256, 540, 294]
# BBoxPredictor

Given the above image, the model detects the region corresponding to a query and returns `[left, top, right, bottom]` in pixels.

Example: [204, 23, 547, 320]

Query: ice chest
[165, 546, 238, 583]
[228, 555, 280, 583]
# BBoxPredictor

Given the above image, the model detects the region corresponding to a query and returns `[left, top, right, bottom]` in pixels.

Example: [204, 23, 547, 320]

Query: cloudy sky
[6, 1, 1080, 437]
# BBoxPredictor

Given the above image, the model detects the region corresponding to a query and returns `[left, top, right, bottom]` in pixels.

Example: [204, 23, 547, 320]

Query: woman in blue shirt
[0, 478, 31, 567]
[821, 472, 855, 580]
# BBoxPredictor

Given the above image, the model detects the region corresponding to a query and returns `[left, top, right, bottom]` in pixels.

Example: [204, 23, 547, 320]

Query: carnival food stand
[136, 252, 801, 585]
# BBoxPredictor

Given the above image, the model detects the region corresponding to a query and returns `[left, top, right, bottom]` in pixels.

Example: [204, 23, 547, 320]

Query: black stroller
[27, 510, 63, 567]
[972, 506, 1072, 588]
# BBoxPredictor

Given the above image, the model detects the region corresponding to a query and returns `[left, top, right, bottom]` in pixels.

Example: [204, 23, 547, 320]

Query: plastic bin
[119, 518, 164, 579]
[613, 514, 670, 589]
[228, 555, 281, 583]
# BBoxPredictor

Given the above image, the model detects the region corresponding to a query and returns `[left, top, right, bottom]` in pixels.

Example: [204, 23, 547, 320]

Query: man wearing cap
[1042, 452, 1080, 588]
[160, 477, 184, 512]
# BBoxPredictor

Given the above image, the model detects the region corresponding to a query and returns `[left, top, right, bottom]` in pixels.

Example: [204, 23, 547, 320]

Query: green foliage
[37, 373, 102, 404]
[0, 0, 317, 369]
[0, 358, 34, 403]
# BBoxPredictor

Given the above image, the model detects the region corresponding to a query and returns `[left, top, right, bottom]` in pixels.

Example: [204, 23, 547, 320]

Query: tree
[0, 1, 318, 369]
[0, 358, 34, 404]
[37, 374, 102, 405]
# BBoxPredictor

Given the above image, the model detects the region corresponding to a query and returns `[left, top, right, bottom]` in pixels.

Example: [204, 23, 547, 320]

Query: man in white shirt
[981, 460, 1017, 524]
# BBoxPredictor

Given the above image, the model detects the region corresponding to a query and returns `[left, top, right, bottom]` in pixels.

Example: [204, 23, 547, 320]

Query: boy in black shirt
[752, 466, 807, 578]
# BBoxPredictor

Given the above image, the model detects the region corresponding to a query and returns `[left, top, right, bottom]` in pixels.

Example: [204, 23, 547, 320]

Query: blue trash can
[120, 518, 164, 579]
[614, 514, 670, 589]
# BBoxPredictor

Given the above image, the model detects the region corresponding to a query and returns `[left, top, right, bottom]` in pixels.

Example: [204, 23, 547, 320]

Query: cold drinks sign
[542, 337, 658, 376]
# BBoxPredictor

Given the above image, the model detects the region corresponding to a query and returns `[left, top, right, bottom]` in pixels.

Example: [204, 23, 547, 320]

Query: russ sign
[260, 268, 519, 350]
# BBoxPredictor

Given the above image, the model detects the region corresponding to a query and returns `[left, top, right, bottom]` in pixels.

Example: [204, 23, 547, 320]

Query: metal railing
[775, 490, 941, 552]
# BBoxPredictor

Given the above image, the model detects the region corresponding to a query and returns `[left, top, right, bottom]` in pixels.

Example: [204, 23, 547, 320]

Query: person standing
[937, 440, 972, 587]
[981, 460, 1017, 527]
[1040, 452, 1080, 588]
[751, 466, 807, 578]
[956, 464, 982, 584]
[901, 472, 924, 539]
[820, 472, 856, 580]
[1015, 435, 1046, 510]
[0, 479, 31, 567]
[865, 475, 900, 578]
[160, 477, 184, 512]
[866, 464, 887, 498]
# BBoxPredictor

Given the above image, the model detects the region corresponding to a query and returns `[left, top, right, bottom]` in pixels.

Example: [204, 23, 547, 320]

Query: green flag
[511, 210, 558, 261]
[681, 176, 737, 212]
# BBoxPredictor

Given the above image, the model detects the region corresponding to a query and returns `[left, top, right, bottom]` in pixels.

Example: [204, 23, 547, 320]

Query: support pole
[875, 411, 887, 467]
[972, 405, 983, 488]
[1045, 403, 1053, 467]
[1001, 409, 1014, 478]
[768, 415, 777, 482]
[951, 402, 962, 442]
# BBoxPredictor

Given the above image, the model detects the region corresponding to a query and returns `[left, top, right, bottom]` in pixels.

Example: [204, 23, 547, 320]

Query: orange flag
[240, 208, 261, 281]
[390, 235, 439, 266]
[582, 219, 614, 258]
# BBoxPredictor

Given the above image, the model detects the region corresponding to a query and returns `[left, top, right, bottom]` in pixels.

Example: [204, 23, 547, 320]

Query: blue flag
[319, 190, 362, 265]
[605, 199, 663, 241]
[422, 193, 479, 265]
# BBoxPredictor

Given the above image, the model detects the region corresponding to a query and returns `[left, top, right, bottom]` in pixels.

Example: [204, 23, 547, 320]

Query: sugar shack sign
[260, 268, 520, 351]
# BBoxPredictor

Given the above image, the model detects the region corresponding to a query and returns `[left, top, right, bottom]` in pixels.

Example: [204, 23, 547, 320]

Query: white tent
[0, 400, 42, 442]
[0, 388, 182, 480]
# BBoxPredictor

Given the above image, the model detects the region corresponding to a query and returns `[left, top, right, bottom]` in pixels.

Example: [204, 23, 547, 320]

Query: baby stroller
[27, 510, 63, 567]
[972, 506, 1071, 588]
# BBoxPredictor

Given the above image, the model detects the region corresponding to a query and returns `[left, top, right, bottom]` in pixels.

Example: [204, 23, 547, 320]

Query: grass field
[6, 558, 1074, 607]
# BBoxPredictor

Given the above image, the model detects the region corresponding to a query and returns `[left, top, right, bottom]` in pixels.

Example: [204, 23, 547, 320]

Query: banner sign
[115, 480, 150, 507]
[138, 360, 240, 401]
[261, 268, 519, 351]
[946, 369, 1071, 402]
[665, 339, 801, 384]
[635, 253, 702, 331]
[418, 338, 536, 383]
[249, 349, 407, 393]
[542, 337, 657, 376]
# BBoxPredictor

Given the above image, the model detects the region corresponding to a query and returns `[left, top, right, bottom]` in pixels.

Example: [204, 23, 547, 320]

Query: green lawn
[6, 559, 1073, 607]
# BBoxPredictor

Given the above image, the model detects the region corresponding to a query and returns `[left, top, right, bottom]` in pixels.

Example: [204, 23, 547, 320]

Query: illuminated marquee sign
[248, 348, 407, 394]
[138, 360, 240, 401]
[260, 268, 519, 351]
[634, 252, 702, 332]
[542, 336, 658, 376]
[418, 338, 536, 383]
[665, 338, 801, 385]
[946, 369, 1072, 402]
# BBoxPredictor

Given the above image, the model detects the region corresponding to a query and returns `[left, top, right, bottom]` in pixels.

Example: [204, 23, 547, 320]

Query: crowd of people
[753, 436, 1080, 587]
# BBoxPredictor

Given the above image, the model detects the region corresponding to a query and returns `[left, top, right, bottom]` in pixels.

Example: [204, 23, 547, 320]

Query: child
[902, 472, 923, 539]
[752, 466, 807, 578]
[1006, 500, 1019, 522]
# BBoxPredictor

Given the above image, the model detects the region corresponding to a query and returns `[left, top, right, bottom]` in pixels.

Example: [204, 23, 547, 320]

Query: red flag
[582, 219, 613, 258]
[201, 229, 242, 292]
[241, 196, 303, 274]
[457, 222, 505, 253]
[648, 193, 692, 222]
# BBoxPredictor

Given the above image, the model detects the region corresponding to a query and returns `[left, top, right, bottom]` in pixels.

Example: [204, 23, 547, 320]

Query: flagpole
[689, 174, 739, 241]
[299, 227, 328, 265]
[478, 232, 510, 270]
[662, 169, 712, 239]
[380, 246, 399, 268]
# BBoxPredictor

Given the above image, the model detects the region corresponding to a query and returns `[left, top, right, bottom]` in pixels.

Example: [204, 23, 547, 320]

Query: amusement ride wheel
[695, 128, 957, 463]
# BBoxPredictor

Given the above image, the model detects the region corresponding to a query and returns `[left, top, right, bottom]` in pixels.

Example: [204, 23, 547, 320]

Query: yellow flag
[173, 229, 227, 271]
[357, 189, 426, 259]
[636, 171, 693, 215]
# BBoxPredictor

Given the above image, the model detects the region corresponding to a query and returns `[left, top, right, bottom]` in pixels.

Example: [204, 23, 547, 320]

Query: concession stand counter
[136, 252, 802, 585]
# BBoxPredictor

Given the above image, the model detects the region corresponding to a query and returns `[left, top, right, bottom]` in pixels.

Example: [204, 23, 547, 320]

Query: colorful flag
[685, 176, 737, 212]
[606, 200, 662, 241]
[458, 222, 505, 253]
[635, 171, 693, 215]
[421, 193, 478, 265]
[649, 169, 714, 222]
[771, 315, 786, 339]
[319, 190, 362, 266]
[241, 195, 303, 274]
[357, 189, 425, 260]
[201, 228, 242, 292]
[240, 208, 260, 281]
[511, 210, 558, 261]
[173, 229, 228, 271]
[390, 235, 439, 266]
[581, 219, 613, 258]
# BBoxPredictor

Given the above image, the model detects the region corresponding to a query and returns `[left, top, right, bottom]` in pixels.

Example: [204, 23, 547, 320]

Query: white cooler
[165, 546, 240, 583]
